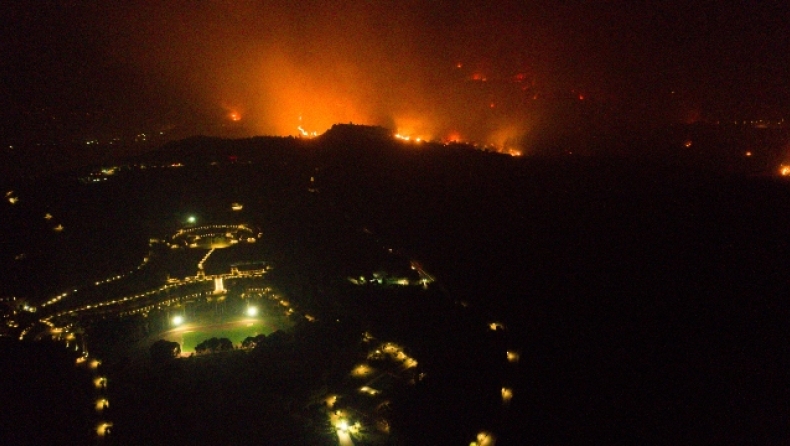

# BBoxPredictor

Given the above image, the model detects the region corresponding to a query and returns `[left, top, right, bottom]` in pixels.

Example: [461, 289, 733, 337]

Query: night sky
[1, 1, 788, 146]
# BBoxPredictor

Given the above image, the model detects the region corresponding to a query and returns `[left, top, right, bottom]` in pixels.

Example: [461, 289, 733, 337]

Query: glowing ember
[229, 111, 241, 121]
[780, 165, 790, 176]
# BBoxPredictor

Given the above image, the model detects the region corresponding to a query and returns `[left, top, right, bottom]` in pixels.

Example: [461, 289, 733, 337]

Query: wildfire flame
[395, 133, 421, 141]
[296, 116, 318, 138]
[297, 126, 318, 138]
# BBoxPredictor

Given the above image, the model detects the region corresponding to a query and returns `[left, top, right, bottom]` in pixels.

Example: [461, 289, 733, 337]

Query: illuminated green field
[168, 319, 274, 352]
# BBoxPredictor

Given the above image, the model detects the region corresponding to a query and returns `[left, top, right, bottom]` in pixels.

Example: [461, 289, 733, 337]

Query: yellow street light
[96, 422, 113, 437]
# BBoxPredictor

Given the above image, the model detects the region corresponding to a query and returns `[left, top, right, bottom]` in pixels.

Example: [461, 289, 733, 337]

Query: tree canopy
[149, 339, 181, 362]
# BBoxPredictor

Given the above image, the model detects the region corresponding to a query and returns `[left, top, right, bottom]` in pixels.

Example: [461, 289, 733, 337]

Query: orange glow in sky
[445, 132, 462, 143]
[100, 2, 554, 150]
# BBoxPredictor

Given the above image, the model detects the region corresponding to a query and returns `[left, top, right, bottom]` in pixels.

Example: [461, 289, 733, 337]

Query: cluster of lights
[21, 225, 272, 346]
[368, 342, 418, 369]
[79, 163, 186, 184]
[36, 270, 270, 334]
[174, 224, 252, 236]
[325, 337, 422, 440]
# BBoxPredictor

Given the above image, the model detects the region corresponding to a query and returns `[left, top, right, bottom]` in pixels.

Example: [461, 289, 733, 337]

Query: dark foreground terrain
[2, 127, 789, 444]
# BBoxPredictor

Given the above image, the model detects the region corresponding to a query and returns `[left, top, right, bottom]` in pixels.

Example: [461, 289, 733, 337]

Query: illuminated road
[329, 412, 355, 446]
[20, 268, 269, 340]
[337, 430, 354, 446]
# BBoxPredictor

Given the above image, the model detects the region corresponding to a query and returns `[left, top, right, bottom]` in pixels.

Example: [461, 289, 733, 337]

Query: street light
[172, 315, 184, 326]
[187, 215, 196, 224]
[96, 422, 113, 437]
[246, 306, 258, 317]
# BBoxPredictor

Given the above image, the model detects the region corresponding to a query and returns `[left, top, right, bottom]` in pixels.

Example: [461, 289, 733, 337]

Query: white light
[337, 419, 349, 432]
[172, 315, 184, 326]
[246, 306, 258, 317]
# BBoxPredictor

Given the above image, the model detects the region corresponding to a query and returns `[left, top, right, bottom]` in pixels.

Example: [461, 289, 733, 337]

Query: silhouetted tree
[242, 335, 264, 348]
[149, 339, 180, 362]
[217, 337, 233, 351]
[195, 337, 234, 354]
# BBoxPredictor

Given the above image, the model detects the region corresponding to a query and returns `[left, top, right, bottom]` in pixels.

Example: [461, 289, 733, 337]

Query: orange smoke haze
[6, 0, 788, 149]
[89, 1, 551, 151]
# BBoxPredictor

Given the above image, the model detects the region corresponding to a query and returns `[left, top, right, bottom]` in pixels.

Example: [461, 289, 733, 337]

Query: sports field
[165, 319, 275, 353]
